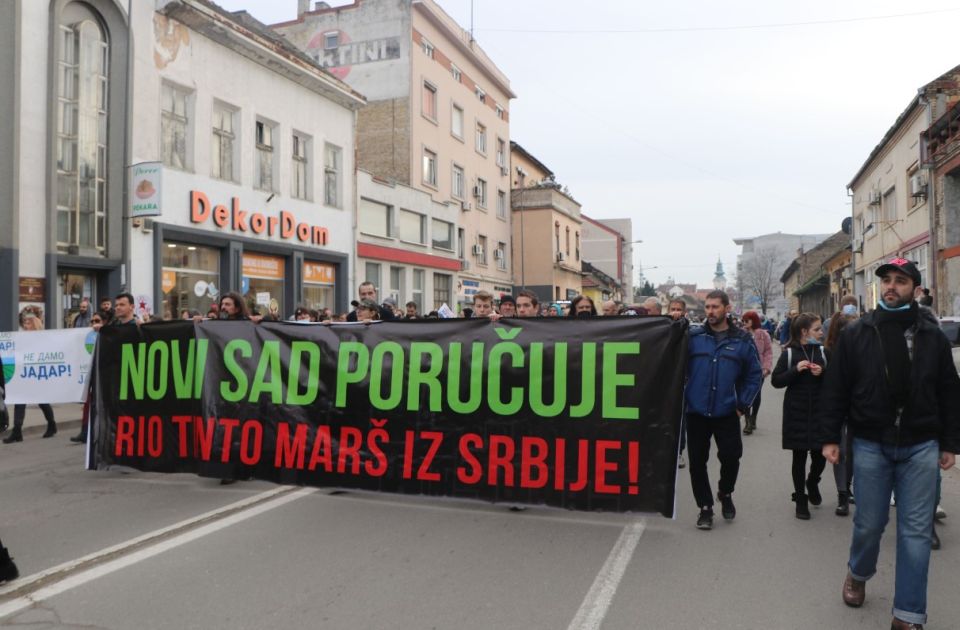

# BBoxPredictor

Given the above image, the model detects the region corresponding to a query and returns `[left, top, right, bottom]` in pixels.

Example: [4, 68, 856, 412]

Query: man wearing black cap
[346, 282, 395, 322]
[821, 258, 960, 630]
[498, 295, 516, 317]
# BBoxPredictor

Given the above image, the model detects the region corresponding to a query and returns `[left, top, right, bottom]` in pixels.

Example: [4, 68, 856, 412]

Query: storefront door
[58, 271, 95, 328]
[242, 252, 285, 317]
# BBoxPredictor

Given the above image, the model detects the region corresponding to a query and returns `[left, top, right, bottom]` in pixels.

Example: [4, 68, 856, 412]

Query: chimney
[298, 0, 310, 16]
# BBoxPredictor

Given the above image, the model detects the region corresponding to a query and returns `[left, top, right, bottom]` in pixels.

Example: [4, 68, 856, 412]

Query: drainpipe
[918, 89, 938, 314]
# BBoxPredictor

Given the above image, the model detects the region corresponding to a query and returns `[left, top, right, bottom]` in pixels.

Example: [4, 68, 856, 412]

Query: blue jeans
[848, 438, 939, 625]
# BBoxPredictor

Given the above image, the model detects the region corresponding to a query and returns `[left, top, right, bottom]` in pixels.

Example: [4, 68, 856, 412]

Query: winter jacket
[752, 328, 773, 374]
[771, 344, 828, 450]
[820, 306, 960, 452]
[685, 322, 763, 418]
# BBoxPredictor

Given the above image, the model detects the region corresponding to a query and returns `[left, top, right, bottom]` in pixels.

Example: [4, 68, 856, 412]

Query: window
[365, 262, 381, 290]
[398, 209, 426, 244]
[432, 218, 454, 250]
[452, 164, 465, 199]
[323, 31, 339, 49]
[255, 120, 274, 192]
[57, 18, 108, 254]
[211, 104, 235, 182]
[475, 178, 487, 208]
[475, 122, 487, 154]
[457, 227, 466, 260]
[389, 266, 403, 304]
[421, 38, 434, 58]
[477, 235, 488, 265]
[412, 269, 425, 313]
[576, 231, 581, 261]
[904, 243, 929, 279]
[161, 83, 189, 170]
[475, 86, 485, 104]
[565, 226, 571, 255]
[450, 64, 461, 82]
[496, 138, 506, 167]
[433, 273, 451, 309]
[496, 105, 504, 120]
[882, 188, 897, 223]
[451, 104, 464, 139]
[359, 199, 391, 238]
[291, 133, 309, 200]
[324, 143, 342, 207]
[422, 81, 437, 121]
[497, 189, 507, 219]
[422, 148, 438, 187]
[496, 241, 507, 270]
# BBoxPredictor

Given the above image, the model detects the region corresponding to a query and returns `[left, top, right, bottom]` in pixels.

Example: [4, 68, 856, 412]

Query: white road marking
[0, 486, 316, 619]
[567, 519, 646, 630]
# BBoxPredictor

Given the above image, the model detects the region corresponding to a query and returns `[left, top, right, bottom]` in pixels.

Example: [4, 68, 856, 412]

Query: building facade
[134, 0, 363, 319]
[356, 169, 461, 312]
[275, 0, 515, 309]
[848, 67, 960, 311]
[0, 0, 133, 330]
[581, 216, 634, 299]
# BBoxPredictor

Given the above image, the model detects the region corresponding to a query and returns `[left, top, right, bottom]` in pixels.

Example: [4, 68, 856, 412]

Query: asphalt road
[0, 377, 957, 629]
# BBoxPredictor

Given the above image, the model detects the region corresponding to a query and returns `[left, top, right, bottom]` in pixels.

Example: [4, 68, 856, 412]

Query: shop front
[134, 170, 351, 320]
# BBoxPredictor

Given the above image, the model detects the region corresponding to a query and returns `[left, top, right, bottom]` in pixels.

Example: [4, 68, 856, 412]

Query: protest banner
[0, 329, 97, 404]
[90, 318, 687, 516]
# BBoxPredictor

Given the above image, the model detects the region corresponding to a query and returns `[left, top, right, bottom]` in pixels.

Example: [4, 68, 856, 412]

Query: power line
[478, 7, 960, 34]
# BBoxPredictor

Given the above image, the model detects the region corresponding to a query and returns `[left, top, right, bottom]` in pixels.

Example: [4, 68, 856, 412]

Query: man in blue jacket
[686, 290, 763, 530]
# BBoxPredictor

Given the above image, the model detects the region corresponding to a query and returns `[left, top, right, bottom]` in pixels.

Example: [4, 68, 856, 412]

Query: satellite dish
[841, 217, 852, 235]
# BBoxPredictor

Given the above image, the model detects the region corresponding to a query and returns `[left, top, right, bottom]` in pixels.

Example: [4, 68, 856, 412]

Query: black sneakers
[696, 508, 714, 530]
[717, 492, 736, 520]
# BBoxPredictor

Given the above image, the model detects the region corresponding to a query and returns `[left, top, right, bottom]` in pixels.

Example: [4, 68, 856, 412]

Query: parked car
[940, 317, 960, 374]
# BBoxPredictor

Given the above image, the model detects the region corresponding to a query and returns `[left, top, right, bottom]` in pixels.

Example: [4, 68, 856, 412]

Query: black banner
[91, 317, 687, 516]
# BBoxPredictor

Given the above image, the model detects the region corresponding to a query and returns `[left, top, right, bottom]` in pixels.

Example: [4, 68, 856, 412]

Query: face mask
[806, 337, 822, 345]
[841, 304, 857, 316]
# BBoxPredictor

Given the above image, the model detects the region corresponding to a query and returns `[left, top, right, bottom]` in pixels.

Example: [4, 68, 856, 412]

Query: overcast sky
[215, 0, 960, 288]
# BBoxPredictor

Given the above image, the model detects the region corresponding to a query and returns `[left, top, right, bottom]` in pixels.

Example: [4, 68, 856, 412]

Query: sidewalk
[2, 403, 84, 437]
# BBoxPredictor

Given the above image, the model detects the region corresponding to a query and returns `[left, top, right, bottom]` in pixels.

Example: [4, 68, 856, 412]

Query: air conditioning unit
[460, 201, 471, 211]
[868, 191, 882, 205]
[500, 166, 509, 176]
[556, 252, 566, 262]
[473, 185, 482, 198]
[460, 259, 470, 271]
[910, 174, 927, 197]
[494, 248, 504, 260]
[141, 218, 155, 234]
[852, 238, 863, 253]
[472, 244, 484, 256]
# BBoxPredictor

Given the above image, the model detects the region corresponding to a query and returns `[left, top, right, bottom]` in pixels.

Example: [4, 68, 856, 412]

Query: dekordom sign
[189, 190, 329, 246]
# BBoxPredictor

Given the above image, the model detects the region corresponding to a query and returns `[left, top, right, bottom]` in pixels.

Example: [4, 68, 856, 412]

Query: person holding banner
[685, 290, 763, 530]
[3, 310, 57, 443]
[218, 292, 249, 321]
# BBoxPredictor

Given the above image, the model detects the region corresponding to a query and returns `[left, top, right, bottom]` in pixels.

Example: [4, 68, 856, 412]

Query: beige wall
[850, 106, 930, 304]
[511, 186, 583, 300]
[511, 151, 551, 187]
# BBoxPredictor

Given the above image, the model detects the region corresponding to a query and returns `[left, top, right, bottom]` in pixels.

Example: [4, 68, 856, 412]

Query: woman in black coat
[771, 312, 828, 520]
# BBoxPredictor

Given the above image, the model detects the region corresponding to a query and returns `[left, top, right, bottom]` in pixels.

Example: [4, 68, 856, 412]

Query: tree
[738, 247, 785, 315]
[639, 281, 656, 297]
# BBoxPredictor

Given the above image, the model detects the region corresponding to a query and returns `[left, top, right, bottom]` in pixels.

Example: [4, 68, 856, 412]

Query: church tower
[713, 257, 727, 290]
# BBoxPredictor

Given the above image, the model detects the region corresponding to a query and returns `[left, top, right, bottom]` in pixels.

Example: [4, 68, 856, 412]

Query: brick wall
[357, 97, 411, 184]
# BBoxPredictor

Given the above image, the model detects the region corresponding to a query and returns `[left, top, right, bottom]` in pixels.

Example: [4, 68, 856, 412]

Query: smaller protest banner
[0, 329, 96, 403]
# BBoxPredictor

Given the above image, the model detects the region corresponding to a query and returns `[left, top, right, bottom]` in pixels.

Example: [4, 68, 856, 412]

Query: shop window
[365, 262, 381, 290]
[211, 103, 236, 182]
[57, 15, 109, 254]
[255, 119, 275, 192]
[433, 273, 451, 309]
[242, 252, 284, 315]
[412, 269, 425, 313]
[303, 261, 336, 312]
[292, 132, 310, 200]
[325, 143, 342, 207]
[161, 242, 220, 318]
[432, 218, 453, 251]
